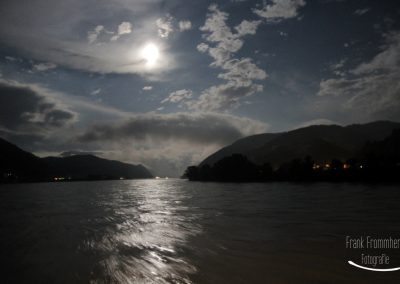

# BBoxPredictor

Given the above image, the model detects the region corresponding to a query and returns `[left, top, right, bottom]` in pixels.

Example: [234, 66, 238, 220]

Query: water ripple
[81, 179, 201, 283]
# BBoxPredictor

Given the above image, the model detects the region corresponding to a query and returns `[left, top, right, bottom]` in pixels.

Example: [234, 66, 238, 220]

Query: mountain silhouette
[200, 133, 278, 167]
[43, 155, 152, 180]
[200, 121, 400, 168]
[185, 121, 400, 182]
[0, 137, 153, 182]
[0, 137, 46, 180]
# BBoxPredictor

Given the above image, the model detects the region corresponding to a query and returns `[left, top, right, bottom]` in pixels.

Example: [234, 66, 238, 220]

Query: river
[1, 179, 399, 283]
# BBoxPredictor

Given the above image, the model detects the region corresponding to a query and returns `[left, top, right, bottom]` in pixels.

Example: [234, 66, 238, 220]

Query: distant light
[155, 176, 160, 179]
[54, 177, 65, 181]
[313, 164, 321, 170]
[360, 165, 363, 169]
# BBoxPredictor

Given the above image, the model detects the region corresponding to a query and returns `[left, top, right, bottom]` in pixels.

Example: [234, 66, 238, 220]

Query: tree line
[183, 129, 400, 182]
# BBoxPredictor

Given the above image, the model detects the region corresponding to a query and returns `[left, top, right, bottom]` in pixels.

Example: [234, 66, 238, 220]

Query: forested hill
[0, 137, 153, 182]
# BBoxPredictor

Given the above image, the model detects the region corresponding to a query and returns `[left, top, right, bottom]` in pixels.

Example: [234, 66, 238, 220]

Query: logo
[346, 236, 400, 272]
[348, 260, 400, 272]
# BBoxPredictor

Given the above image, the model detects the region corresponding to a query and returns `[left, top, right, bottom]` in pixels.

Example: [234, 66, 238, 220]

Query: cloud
[253, 0, 306, 22]
[0, 78, 130, 130]
[198, 4, 248, 66]
[117, 21, 132, 35]
[161, 89, 193, 104]
[184, 5, 266, 112]
[91, 88, 101, 96]
[351, 32, 400, 75]
[296, 118, 339, 129]
[5, 56, 18, 61]
[110, 22, 132, 41]
[179, 20, 192, 31]
[354, 8, 370, 16]
[0, 79, 76, 135]
[156, 15, 174, 38]
[76, 112, 268, 176]
[184, 58, 267, 112]
[187, 81, 264, 112]
[87, 25, 104, 44]
[142, 86, 153, 91]
[33, 62, 57, 72]
[196, 43, 209, 53]
[235, 20, 262, 36]
[0, 0, 174, 75]
[218, 58, 268, 84]
[78, 112, 267, 145]
[60, 150, 104, 157]
[330, 58, 346, 70]
[317, 31, 400, 120]
[329, 58, 347, 76]
[318, 73, 400, 118]
[13, 30, 174, 75]
[0, 76, 186, 164]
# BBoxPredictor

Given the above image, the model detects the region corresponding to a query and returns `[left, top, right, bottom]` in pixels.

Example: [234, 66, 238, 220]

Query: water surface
[1, 180, 399, 283]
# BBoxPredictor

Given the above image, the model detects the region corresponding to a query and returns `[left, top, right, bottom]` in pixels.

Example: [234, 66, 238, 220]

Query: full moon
[140, 43, 160, 67]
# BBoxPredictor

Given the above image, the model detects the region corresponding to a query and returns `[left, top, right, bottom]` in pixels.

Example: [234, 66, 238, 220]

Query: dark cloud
[78, 112, 267, 145]
[75, 112, 268, 176]
[0, 81, 76, 134]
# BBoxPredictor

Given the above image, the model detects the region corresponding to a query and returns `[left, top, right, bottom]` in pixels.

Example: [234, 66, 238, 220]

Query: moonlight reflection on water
[1, 180, 400, 283]
[81, 180, 201, 283]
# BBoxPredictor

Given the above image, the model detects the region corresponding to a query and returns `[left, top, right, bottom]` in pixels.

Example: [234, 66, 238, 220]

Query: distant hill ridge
[0, 138, 153, 182]
[200, 121, 400, 168]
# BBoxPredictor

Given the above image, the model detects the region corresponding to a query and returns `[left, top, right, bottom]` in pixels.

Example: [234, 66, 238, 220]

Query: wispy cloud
[161, 89, 193, 104]
[179, 20, 192, 31]
[87, 25, 104, 44]
[142, 86, 153, 91]
[354, 8, 370, 16]
[5, 56, 18, 62]
[33, 62, 57, 72]
[253, 0, 306, 22]
[295, 118, 338, 129]
[317, 31, 400, 120]
[91, 88, 101, 96]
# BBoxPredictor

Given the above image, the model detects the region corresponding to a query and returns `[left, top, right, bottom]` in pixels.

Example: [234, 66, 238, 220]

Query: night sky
[0, 0, 399, 176]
